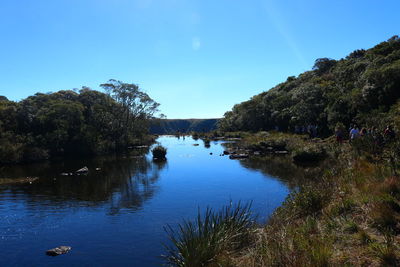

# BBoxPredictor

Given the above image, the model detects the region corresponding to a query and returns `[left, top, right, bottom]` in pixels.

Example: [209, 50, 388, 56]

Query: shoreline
[167, 131, 400, 266]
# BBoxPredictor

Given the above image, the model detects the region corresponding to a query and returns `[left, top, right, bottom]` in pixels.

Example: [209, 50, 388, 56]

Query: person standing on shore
[349, 125, 360, 142]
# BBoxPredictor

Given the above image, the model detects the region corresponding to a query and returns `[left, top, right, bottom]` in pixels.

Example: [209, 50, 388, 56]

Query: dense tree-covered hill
[150, 119, 219, 134]
[0, 80, 159, 164]
[219, 36, 400, 136]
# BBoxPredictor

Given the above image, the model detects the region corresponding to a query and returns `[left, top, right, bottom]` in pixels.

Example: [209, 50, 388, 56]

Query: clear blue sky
[0, 0, 399, 118]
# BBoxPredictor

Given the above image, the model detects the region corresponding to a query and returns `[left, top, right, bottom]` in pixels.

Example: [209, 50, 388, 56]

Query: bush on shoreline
[163, 202, 255, 267]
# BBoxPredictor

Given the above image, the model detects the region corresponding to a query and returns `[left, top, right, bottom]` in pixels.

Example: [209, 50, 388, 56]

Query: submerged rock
[46, 246, 71, 256]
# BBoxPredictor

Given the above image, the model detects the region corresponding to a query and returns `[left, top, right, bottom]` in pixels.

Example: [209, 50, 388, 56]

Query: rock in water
[76, 166, 89, 174]
[46, 246, 72, 256]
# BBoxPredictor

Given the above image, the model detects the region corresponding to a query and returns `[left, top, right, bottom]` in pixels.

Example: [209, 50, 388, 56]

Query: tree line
[0, 80, 160, 164]
[218, 36, 400, 136]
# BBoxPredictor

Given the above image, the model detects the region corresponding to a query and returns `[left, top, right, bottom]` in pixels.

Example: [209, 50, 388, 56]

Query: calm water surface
[0, 136, 292, 266]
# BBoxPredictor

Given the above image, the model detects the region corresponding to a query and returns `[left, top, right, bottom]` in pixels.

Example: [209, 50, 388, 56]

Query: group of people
[336, 124, 396, 144]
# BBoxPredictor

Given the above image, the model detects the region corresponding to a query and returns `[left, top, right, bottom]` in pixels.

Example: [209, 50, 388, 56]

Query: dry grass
[164, 132, 400, 266]
[230, 134, 400, 266]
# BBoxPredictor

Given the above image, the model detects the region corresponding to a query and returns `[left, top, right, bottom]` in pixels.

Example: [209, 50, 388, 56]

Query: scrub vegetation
[219, 36, 400, 136]
[164, 36, 400, 266]
[0, 80, 160, 164]
[163, 202, 256, 267]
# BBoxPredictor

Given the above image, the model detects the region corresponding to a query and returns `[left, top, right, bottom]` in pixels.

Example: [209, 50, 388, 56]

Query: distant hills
[150, 119, 220, 134]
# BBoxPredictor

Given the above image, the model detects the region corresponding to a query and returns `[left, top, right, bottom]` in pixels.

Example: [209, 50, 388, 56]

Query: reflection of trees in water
[108, 159, 168, 215]
[239, 156, 333, 190]
[2, 154, 167, 213]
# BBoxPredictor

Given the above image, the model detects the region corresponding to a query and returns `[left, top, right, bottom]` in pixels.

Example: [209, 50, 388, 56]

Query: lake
[0, 135, 294, 266]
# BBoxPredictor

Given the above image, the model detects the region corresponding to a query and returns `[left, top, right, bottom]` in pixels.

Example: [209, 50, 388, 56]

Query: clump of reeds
[162, 202, 255, 267]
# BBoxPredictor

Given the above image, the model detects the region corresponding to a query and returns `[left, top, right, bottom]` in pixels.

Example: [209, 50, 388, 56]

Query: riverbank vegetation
[163, 202, 256, 267]
[164, 133, 400, 266]
[0, 80, 160, 164]
[233, 131, 400, 266]
[219, 36, 400, 136]
[164, 36, 400, 266]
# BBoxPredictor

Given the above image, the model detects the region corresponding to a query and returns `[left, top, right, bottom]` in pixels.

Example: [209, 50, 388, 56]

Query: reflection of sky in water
[0, 136, 290, 267]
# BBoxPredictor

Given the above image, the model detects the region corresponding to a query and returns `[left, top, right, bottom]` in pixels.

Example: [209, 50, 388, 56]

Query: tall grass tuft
[162, 202, 255, 267]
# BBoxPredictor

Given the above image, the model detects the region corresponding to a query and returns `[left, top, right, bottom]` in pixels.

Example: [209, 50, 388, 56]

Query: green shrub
[162, 202, 255, 267]
[370, 242, 398, 266]
[344, 220, 359, 234]
[357, 229, 372, 245]
[23, 147, 49, 162]
[329, 198, 356, 216]
[351, 135, 382, 156]
[370, 202, 398, 232]
[290, 186, 330, 217]
[0, 140, 24, 163]
[292, 144, 326, 163]
[152, 145, 167, 159]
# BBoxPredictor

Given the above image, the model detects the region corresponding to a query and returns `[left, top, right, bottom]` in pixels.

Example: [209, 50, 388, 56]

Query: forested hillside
[150, 119, 219, 134]
[0, 80, 160, 164]
[219, 36, 400, 135]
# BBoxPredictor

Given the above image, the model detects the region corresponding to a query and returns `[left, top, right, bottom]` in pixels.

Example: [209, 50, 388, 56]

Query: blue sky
[0, 0, 399, 118]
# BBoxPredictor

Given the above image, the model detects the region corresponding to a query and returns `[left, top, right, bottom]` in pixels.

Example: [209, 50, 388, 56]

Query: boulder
[76, 166, 89, 174]
[46, 246, 71, 256]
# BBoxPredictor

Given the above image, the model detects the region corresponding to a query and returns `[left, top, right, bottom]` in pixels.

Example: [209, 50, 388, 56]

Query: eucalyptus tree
[100, 79, 160, 147]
